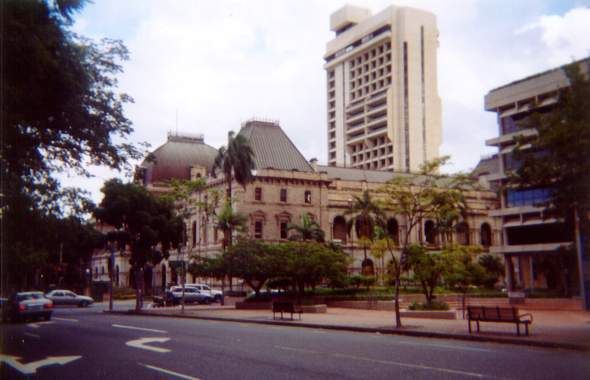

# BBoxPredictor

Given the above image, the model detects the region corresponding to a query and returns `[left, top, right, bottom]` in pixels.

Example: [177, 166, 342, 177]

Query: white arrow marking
[0, 354, 81, 375]
[24, 332, 40, 339]
[27, 321, 54, 329]
[113, 324, 166, 333]
[126, 337, 171, 353]
[139, 363, 201, 380]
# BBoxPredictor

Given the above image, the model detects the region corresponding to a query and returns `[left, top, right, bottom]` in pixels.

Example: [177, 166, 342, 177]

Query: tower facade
[325, 5, 441, 172]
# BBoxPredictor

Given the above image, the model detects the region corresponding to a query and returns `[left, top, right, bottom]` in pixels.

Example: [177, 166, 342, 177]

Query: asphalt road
[1, 302, 589, 379]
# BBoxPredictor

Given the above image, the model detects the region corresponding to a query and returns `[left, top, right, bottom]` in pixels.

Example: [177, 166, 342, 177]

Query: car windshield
[16, 293, 44, 301]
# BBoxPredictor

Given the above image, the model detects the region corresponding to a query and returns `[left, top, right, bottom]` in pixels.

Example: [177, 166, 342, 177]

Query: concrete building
[94, 120, 499, 292]
[484, 58, 590, 298]
[324, 4, 442, 172]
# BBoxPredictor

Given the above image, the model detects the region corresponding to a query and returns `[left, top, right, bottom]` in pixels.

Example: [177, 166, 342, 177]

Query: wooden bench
[467, 306, 533, 336]
[272, 301, 302, 320]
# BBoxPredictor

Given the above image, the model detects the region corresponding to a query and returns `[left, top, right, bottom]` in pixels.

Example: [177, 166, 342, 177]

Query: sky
[64, 0, 590, 204]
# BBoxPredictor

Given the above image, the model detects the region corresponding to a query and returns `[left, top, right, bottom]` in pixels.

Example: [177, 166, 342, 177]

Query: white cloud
[64, 1, 590, 202]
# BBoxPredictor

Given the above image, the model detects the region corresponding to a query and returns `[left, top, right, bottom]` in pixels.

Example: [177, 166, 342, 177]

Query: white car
[184, 283, 223, 302]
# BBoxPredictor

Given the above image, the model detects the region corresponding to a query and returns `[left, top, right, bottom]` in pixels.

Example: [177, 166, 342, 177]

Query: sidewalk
[117, 304, 590, 351]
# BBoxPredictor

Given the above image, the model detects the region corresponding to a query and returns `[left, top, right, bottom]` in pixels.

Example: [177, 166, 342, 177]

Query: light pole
[108, 241, 116, 312]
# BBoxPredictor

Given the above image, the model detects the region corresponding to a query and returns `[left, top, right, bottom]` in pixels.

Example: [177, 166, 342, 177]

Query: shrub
[408, 300, 449, 311]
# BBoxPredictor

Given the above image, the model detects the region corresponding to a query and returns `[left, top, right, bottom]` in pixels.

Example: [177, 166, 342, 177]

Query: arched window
[361, 258, 375, 276]
[101, 266, 105, 275]
[333, 216, 347, 243]
[304, 190, 312, 204]
[456, 222, 470, 245]
[387, 218, 399, 244]
[425, 220, 436, 245]
[480, 223, 492, 247]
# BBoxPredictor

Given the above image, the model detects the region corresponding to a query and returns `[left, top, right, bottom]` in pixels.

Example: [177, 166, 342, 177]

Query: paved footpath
[133, 304, 590, 351]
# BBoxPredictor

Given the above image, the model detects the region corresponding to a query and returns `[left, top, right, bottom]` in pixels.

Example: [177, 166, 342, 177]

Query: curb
[104, 309, 590, 352]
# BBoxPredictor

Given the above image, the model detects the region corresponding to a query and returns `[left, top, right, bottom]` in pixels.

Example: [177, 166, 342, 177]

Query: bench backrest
[467, 306, 518, 321]
[273, 301, 295, 312]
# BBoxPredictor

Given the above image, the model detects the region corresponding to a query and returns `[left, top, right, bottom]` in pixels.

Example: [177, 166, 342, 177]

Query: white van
[184, 284, 223, 302]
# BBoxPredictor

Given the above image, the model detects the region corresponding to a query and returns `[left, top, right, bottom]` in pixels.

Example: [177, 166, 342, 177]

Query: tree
[345, 190, 386, 264]
[442, 245, 485, 318]
[227, 239, 276, 295]
[371, 226, 405, 328]
[510, 62, 590, 306]
[215, 201, 248, 291]
[288, 213, 325, 242]
[478, 254, 504, 289]
[211, 131, 255, 210]
[406, 245, 446, 306]
[1, 0, 141, 289]
[94, 179, 183, 310]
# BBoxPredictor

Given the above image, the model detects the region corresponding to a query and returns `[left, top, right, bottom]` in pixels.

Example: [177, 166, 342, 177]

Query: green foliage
[287, 213, 325, 242]
[1, 0, 140, 289]
[94, 179, 183, 268]
[226, 239, 277, 294]
[406, 244, 446, 305]
[511, 62, 590, 221]
[345, 190, 386, 241]
[478, 254, 504, 288]
[408, 300, 450, 311]
[216, 201, 248, 248]
[442, 245, 485, 294]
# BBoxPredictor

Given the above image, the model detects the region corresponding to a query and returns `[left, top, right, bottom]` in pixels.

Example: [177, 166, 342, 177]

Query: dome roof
[141, 132, 218, 184]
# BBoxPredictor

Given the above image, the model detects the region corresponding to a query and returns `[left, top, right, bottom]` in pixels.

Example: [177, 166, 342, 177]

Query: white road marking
[112, 324, 167, 333]
[396, 340, 494, 353]
[331, 352, 487, 378]
[23, 332, 40, 339]
[53, 317, 78, 322]
[139, 363, 201, 380]
[126, 337, 171, 353]
[27, 321, 54, 329]
[274, 345, 488, 378]
[0, 354, 81, 375]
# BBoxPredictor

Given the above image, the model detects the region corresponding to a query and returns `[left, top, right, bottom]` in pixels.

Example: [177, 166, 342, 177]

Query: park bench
[272, 301, 302, 320]
[467, 306, 533, 336]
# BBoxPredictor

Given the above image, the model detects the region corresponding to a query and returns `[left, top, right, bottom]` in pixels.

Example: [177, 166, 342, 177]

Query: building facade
[484, 59, 590, 296]
[95, 120, 499, 291]
[325, 5, 442, 172]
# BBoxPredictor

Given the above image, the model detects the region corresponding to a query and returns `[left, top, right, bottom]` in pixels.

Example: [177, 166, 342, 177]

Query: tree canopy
[1, 0, 140, 289]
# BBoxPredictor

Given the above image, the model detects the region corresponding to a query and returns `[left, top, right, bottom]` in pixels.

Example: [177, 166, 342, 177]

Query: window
[280, 188, 287, 202]
[254, 221, 263, 239]
[192, 221, 197, 247]
[280, 222, 288, 239]
[254, 187, 262, 201]
[456, 222, 470, 245]
[214, 228, 218, 243]
[506, 188, 551, 208]
[304, 190, 312, 204]
[480, 223, 492, 247]
[424, 220, 436, 245]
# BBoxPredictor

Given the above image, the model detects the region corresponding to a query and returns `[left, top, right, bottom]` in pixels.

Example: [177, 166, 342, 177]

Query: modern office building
[324, 5, 442, 172]
[484, 58, 590, 302]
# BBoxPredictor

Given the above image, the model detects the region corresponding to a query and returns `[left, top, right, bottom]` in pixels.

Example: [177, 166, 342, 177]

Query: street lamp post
[108, 241, 116, 312]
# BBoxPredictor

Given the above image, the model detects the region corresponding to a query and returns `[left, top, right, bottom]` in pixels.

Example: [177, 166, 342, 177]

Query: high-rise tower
[325, 5, 441, 172]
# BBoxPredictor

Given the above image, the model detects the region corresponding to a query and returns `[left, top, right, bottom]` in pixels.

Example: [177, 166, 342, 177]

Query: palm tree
[211, 131, 255, 248]
[345, 190, 386, 262]
[215, 201, 247, 291]
[287, 213, 325, 242]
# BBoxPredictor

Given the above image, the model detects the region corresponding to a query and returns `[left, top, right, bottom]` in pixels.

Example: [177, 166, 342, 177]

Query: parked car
[184, 283, 223, 302]
[45, 290, 94, 307]
[1, 291, 53, 322]
[169, 286, 212, 304]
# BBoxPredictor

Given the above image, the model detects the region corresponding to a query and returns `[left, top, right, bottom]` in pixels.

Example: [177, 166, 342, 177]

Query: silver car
[45, 290, 94, 307]
[1, 291, 53, 322]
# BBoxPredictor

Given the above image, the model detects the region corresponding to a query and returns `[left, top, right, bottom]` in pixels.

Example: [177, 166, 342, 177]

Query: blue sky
[63, 0, 590, 204]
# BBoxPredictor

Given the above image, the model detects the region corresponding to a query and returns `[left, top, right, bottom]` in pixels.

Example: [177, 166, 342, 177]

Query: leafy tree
[442, 245, 485, 318]
[406, 245, 446, 306]
[345, 190, 385, 263]
[1, 0, 140, 289]
[511, 62, 590, 302]
[215, 201, 247, 290]
[478, 254, 504, 289]
[227, 239, 277, 295]
[94, 179, 183, 310]
[287, 213, 325, 242]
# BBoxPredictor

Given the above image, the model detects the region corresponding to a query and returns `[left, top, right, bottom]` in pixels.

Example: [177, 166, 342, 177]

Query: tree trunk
[394, 268, 402, 328]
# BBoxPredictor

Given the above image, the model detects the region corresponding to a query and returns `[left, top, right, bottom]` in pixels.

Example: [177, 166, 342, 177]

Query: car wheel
[79, 301, 88, 308]
[44, 313, 51, 321]
[214, 295, 222, 303]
